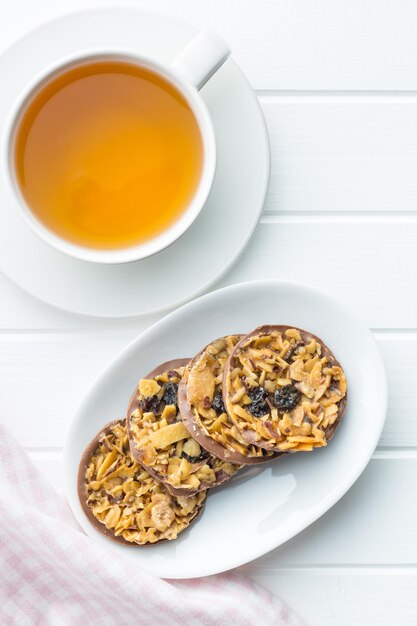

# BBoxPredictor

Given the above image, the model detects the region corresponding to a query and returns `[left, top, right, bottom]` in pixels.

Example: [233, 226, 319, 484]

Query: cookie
[127, 359, 240, 496]
[78, 419, 206, 545]
[178, 336, 279, 464]
[223, 326, 347, 452]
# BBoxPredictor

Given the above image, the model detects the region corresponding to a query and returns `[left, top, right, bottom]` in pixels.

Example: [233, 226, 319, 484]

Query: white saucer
[0, 9, 269, 318]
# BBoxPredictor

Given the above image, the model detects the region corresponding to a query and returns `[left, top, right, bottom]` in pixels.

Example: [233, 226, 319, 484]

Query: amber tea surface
[14, 60, 203, 249]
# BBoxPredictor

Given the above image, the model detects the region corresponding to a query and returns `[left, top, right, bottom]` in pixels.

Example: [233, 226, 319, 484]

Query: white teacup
[6, 30, 230, 264]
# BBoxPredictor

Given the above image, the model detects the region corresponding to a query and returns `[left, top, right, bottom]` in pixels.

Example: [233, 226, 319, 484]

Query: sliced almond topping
[187, 364, 215, 408]
[182, 438, 201, 457]
[139, 379, 161, 397]
[285, 328, 301, 340]
[96, 449, 117, 480]
[149, 422, 189, 449]
[289, 359, 304, 381]
[160, 404, 177, 422]
[291, 405, 305, 427]
[230, 386, 247, 403]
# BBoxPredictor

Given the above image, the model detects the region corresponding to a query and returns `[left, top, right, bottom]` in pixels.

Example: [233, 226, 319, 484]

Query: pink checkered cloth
[0, 425, 304, 626]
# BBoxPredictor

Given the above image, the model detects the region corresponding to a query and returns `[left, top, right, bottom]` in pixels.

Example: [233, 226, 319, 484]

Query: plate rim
[64, 279, 388, 578]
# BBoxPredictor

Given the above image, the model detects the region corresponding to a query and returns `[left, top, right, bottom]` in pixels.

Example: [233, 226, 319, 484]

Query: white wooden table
[1, 1, 416, 624]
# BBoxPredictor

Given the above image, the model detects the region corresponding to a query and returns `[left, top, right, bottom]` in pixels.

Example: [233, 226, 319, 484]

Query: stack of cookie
[78, 325, 347, 546]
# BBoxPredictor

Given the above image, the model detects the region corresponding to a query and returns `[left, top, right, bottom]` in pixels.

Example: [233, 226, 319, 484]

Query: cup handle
[171, 29, 231, 90]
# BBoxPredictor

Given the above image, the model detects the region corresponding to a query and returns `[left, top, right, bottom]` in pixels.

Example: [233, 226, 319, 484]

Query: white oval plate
[0, 8, 269, 318]
[64, 280, 387, 579]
